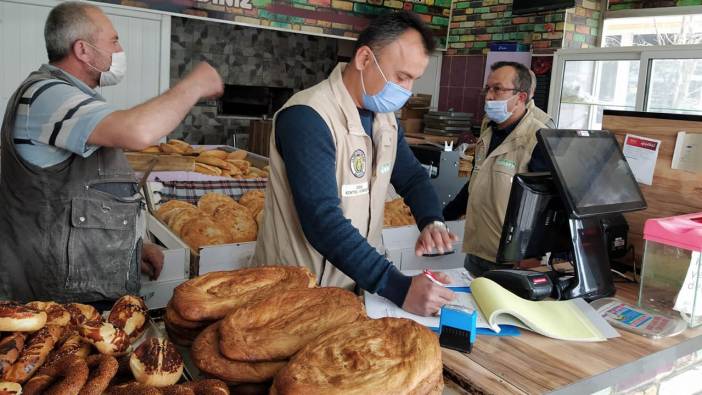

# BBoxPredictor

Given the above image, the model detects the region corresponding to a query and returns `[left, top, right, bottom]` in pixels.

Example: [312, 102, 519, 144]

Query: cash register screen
[537, 129, 646, 218]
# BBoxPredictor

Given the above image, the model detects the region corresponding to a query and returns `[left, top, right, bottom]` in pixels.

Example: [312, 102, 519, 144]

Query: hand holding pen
[402, 268, 456, 317]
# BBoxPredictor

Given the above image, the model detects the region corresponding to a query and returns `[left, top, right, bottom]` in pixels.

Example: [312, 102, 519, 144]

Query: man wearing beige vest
[443, 61, 552, 276]
[254, 11, 457, 316]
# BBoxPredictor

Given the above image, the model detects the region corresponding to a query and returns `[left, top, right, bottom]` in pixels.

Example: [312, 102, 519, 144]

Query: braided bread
[45, 332, 90, 368]
[2, 324, 64, 383]
[0, 334, 26, 377]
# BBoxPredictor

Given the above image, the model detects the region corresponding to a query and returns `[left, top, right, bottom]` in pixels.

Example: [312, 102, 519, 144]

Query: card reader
[482, 269, 553, 300]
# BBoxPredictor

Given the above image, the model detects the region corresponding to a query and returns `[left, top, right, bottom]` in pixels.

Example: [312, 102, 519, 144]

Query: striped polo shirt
[12, 64, 116, 168]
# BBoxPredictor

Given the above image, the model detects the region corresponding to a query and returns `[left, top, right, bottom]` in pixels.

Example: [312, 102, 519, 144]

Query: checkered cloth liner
[155, 178, 267, 205]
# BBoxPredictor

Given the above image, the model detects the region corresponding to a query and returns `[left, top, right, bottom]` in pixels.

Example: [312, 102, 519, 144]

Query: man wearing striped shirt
[0, 1, 223, 304]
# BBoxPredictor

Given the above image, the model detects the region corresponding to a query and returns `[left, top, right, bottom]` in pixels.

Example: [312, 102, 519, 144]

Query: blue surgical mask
[484, 94, 517, 124]
[361, 52, 412, 113]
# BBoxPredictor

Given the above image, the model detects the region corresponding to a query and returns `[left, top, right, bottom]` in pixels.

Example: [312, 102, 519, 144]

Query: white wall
[412, 51, 442, 109]
[0, 0, 170, 121]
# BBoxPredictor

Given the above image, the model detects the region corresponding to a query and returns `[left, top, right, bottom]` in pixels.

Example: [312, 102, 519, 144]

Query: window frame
[548, 45, 702, 128]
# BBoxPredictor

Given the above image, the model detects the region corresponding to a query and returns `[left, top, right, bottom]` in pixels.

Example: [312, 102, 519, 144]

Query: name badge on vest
[342, 182, 369, 197]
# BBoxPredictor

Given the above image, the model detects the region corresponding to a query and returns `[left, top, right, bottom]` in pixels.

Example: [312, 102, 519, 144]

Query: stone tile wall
[170, 16, 339, 147]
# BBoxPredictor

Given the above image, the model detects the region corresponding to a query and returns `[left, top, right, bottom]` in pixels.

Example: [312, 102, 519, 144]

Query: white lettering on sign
[341, 182, 369, 197]
[197, 0, 253, 10]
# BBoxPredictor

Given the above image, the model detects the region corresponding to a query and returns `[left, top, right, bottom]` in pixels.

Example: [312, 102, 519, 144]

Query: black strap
[48, 97, 98, 146]
[317, 259, 327, 287]
[13, 139, 33, 145]
[19, 81, 70, 105]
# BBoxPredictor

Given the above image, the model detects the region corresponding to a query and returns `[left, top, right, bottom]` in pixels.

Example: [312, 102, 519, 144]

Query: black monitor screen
[512, 0, 575, 15]
[496, 173, 571, 263]
[537, 129, 646, 218]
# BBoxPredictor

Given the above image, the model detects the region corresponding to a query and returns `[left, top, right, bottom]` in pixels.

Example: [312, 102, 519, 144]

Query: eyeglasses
[482, 85, 519, 95]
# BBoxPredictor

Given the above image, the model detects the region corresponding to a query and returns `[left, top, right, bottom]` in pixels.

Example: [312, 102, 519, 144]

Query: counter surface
[442, 282, 702, 394]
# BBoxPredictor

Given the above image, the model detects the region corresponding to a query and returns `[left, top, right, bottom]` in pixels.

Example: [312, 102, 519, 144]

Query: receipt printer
[482, 269, 553, 300]
[439, 304, 477, 353]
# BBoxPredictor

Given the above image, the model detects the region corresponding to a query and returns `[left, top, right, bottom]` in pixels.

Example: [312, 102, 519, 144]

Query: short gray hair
[45, 2, 100, 62]
[490, 61, 532, 95]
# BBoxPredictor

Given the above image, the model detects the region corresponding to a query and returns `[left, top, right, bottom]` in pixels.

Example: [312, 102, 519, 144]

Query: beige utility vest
[463, 109, 548, 262]
[253, 63, 398, 289]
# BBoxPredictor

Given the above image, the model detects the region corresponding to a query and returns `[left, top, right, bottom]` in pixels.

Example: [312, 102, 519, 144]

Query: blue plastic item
[439, 304, 477, 353]
[488, 42, 530, 52]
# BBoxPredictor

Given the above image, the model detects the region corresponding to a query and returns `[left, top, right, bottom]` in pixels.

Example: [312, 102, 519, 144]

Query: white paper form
[364, 291, 495, 330]
[402, 267, 473, 288]
[622, 134, 662, 186]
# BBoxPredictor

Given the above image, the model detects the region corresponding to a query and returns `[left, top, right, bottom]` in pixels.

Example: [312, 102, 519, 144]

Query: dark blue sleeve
[275, 105, 411, 307]
[442, 182, 468, 220]
[528, 141, 551, 172]
[390, 123, 444, 230]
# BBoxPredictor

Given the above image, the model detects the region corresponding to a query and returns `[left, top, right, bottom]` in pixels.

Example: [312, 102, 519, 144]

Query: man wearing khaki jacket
[254, 11, 456, 317]
[443, 61, 552, 276]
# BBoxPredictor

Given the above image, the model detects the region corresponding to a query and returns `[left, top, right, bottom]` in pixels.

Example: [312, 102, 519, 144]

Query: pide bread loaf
[271, 318, 443, 395]
[180, 217, 233, 250]
[171, 267, 315, 322]
[218, 288, 365, 362]
[197, 193, 241, 216]
[212, 205, 257, 243]
[191, 323, 285, 384]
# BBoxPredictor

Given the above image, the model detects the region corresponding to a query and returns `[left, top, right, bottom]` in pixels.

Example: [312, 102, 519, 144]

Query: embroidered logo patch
[379, 163, 392, 174]
[350, 149, 366, 178]
[496, 158, 517, 170]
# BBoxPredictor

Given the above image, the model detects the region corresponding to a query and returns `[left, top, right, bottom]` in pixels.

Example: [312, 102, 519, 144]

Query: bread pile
[185, 273, 369, 387]
[384, 198, 416, 227]
[193, 149, 269, 179]
[0, 295, 184, 394]
[140, 140, 270, 180]
[164, 266, 316, 348]
[160, 266, 443, 394]
[141, 139, 195, 155]
[165, 266, 334, 385]
[155, 191, 265, 250]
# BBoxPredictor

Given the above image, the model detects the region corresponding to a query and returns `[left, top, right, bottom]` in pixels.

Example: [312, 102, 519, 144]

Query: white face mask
[484, 94, 517, 124]
[84, 42, 126, 87]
